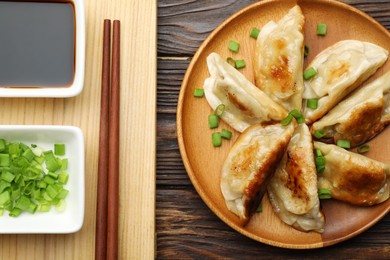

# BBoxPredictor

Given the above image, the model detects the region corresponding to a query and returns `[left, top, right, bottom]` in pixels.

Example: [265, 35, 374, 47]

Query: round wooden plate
[177, 0, 390, 249]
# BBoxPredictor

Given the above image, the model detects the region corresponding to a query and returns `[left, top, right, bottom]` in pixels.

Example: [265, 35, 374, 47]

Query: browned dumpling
[302, 40, 388, 124]
[221, 123, 294, 224]
[268, 124, 324, 233]
[314, 142, 390, 206]
[204, 52, 288, 133]
[311, 71, 390, 147]
[254, 5, 305, 111]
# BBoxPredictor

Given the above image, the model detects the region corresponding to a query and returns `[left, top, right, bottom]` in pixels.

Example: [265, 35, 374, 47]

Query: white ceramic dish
[0, 0, 85, 98]
[0, 125, 85, 233]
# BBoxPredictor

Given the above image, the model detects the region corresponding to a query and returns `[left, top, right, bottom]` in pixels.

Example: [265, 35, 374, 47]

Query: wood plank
[0, 0, 157, 259]
[158, 0, 390, 56]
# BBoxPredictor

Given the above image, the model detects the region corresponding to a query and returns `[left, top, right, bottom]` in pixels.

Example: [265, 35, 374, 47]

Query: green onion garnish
[250, 27, 261, 39]
[317, 23, 327, 36]
[318, 188, 332, 199]
[313, 129, 326, 139]
[290, 109, 305, 124]
[256, 202, 262, 212]
[303, 67, 317, 80]
[226, 57, 235, 67]
[215, 104, 226, 117]
[228, 40, 240, 53]
[54, 144, 65, 156]
[357, 144, 370, 154]
[0, 140, 69, 217]
[281, 114, 294, 126]
[315, 149, 323, 157]
[304, 45, 310, 58]
[337, 139, 351, 149]
[221, 129, 232, 140]
[208, 114, 219, 129]
[193, 88, 204, 97]
[315, 156, 326, 167]
[212, 132, 222, 147]
[234, 59, 246, 69]
[306, 99, 318, 109]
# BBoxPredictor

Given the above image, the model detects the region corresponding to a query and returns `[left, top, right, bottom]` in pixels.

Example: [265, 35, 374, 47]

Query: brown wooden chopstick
[107, 19, 120, 260]
[95, 19, 111, 260]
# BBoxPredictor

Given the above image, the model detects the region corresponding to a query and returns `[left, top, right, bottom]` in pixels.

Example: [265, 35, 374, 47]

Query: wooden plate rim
[176, 0, 390, 249]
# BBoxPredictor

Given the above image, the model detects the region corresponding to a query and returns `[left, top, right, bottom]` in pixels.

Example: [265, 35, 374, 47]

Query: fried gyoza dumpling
[312, 71, 390, 147]
[221, 123, 294, 224]
[254, 5, 305, 111]
[314, 142, 390, 206]
[268, 124, 325, 233]
[303, 40, 388, 124]
[204, 52, 288, 133]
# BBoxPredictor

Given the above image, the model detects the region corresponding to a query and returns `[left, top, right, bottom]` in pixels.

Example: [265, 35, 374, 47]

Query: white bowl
[0, 0, 85, 98]
[0, 125, 85, 233]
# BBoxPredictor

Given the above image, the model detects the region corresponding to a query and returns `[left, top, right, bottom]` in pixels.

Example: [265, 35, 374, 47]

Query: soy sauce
[0, 1, 75, 87]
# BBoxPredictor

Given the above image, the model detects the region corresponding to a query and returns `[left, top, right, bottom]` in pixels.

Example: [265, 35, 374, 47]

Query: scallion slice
[234, 59, 246, 69]
[304, 45, 310, 58]
[212, 132, 222, 147]
[193, 88, 204, 98]
[357, 144, 370, 154]
[306, 99, 318, 109]
[281, 114, 293, 126]
[290, 109, 305, 124]
[337, 139, 351, 149]
[208, 114, 219, 129]
[318, 188, 332, 199]
[303, 67, 317, 80]
[228, 40, 240, 53]
[215, 104, 226, 117]
[221, 129, 232, 140]
[313, 129, 326, 139]
[250, 27, 260, 39]
[317, 23, 327, 36]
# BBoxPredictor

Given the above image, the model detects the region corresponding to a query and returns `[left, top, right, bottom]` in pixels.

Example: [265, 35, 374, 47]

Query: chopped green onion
[221, 129, 232, 140]
[58, 173, 69, 185]
[315, 149, 323, 157]
[208, 114, 219, 129]
[281, 114, 294, 126]
[250, 27, 260, 39]
[54, 144, 66, 156]
[304, 67, 317, 80]
[228, 40, 240, 53]
[318, 188, 332, 199]
[226, 57, 235, 67]
[212, 132, 222, 147]
[317, 165, 325, 175]
[215, 104, 226, 117]
[317, 23, 327, 36]
[234, 59, 246, 69]
[194, 88, 204, 98]
[337, 139, 351, 149]
[0, 139, 5, 152]
[304, 45, 310, 58]
[306, 99, 318, 109]
[0, 140, 70, 217]
[256, 203, 262, 212]
[315, 156, 326, 167]
[290, 109, 305, 124]
[357, 144, 370, 154]
[313, 129, 326, 139]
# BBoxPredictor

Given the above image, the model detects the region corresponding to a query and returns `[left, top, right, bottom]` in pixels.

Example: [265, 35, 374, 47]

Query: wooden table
[157, 0, 390, 258]
[0, 0, 156, 259]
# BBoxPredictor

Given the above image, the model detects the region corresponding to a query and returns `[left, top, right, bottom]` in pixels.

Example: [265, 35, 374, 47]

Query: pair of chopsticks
[95, 19, 120, 260]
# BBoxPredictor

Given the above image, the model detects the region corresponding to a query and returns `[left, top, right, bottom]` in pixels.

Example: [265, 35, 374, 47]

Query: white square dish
[0, 0, 85, 97]
[0, 125, 85, 233]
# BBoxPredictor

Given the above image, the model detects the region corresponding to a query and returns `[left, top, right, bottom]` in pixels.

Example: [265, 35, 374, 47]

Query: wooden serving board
[0, 0, 156, 259]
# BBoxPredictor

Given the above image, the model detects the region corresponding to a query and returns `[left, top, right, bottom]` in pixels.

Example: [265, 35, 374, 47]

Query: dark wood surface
[156, 0, 390, 258]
